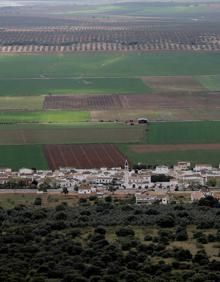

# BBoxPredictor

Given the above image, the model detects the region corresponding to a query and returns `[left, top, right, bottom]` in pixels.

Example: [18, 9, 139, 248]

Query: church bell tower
[124, 160, 129, 188]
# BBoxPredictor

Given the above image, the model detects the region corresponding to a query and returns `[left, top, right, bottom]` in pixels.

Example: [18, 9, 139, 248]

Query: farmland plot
[130, 144, 220, 153]
[141, 76, 205, 92]
[146, 121, 220, 144]
[0, 96, 43, 110]
[0, 78, 149, 96]
[196, 75, 220, 91]
[1, 24, 220, 52]
[44, 144, 127, 170]
[91, 108, 220, 122]
[0, 145, 47, 170]
[1, 53, 220, 78]
[44, 92, 220, 111]
[0, 126, 145, 145]
[118, 144, 220, 166]
[0, 111, 90, 123]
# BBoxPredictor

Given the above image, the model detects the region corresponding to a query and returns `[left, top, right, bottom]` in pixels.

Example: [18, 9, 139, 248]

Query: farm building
[137, 117, 149, 124]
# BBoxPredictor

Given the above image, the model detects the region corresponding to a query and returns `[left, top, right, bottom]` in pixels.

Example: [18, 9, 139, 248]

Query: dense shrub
[33, 197, 42, 206]
[115, 227, 135, 237]
[157, 215, 175, 228]
[198, 196, 220, 208]
[0, 201, 220, 281]
[175, 226, 188, 241]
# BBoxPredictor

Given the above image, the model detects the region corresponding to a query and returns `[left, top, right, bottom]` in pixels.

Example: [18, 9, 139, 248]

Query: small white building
[153, 166, 169, 175]
[123, 171, 151, 189]
[182, 173, 205, 186]
[194, 164, 212, 172]
[58, 179, 77, 189]
[93, 176, 113, 185]
[78, 184, 97, 194]
[19, 168, 34, 175]
[174, 162, 191, 171]
[0, 168, 12, 174]
[78, 188, 92, 194]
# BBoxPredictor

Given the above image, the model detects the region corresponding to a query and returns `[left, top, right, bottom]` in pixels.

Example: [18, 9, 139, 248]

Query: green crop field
[0, 96, 44, 110]
[0, 78, 150, 96]
[1, 53, 220, 78]
[0, 111, 90, 123]
[116, 121, 220, 166]
[196, 75, 220, 91]
[0, 145, 48, 170]
[118, 145, 220, 166]
[146, 121, 220, 144]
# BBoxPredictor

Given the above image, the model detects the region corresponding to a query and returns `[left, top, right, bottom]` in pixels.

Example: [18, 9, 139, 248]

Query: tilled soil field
[44, 91, 220, 111]
[43, 144, 127, 170]
[0, 127, 145, 145]
[43, 95, 123, 110]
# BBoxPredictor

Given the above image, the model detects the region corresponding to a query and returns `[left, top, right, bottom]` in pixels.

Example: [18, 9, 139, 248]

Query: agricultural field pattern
[0, 1, 219, 169]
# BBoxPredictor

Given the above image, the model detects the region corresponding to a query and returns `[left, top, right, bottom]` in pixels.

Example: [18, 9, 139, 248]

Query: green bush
[33, 197, 42, 206]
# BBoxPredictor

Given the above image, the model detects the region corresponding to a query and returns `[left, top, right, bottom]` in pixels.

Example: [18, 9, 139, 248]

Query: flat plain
[1, 53, 220, 78]
[0, 42, 220, 167]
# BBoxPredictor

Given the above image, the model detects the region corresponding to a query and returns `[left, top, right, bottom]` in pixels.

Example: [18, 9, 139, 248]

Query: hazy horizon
[1, 0, 220, 7]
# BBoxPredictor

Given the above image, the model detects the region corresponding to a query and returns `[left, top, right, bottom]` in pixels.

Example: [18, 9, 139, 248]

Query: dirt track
[130, 143, 220, 153]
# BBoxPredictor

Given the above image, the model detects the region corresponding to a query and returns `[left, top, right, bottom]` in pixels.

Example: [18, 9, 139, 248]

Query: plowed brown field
[43, 95, 123, 110]
[44, 91, 220, 111]
[43, 144, 127, 170]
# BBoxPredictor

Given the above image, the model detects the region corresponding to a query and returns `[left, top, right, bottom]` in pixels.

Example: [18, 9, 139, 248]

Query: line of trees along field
[1, 196, 220, 281]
